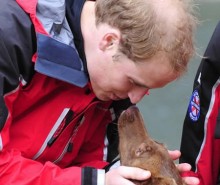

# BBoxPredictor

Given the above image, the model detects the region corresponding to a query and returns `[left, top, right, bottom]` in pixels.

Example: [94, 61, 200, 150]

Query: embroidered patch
[188, 90, 200, 122]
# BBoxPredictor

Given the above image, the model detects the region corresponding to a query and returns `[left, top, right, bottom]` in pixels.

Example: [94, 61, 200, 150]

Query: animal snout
[123, 105, 139, 123]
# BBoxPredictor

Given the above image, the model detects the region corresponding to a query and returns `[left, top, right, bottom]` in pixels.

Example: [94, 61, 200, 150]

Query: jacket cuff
[82, 167, 105, 185]
[104, 156, 120, 172]
[181, 170, 199, 178]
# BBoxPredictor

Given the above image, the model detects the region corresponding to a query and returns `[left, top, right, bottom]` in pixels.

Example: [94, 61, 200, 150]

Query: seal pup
[118, 105, 185, 185]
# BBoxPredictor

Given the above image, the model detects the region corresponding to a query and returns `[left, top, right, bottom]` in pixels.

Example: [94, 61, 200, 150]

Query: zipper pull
[66, 116, 85, 152]
[65, 109, 74, 126]
[47, 136, 57, 146]
[47, 109, 74, 147]
[67, 142, 73, 152]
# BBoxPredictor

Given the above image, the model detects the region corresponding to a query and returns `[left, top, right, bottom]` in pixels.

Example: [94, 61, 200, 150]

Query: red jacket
[0, 0, 131, 184]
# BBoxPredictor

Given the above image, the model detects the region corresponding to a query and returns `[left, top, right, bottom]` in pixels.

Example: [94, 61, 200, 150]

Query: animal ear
[135, 143, 151, 156]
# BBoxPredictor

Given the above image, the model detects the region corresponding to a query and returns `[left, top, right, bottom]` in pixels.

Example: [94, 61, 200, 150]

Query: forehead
[129, 53, 177, 89]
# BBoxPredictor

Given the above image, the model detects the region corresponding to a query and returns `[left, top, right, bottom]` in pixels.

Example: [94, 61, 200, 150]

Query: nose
[128, 88, 149, 104]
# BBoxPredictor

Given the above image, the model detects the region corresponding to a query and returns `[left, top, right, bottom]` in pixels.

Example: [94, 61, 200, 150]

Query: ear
[99, 32, 120, 51]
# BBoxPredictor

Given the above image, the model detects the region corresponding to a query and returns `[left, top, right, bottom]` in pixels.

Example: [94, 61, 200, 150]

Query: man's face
[88, 52, 177, 104]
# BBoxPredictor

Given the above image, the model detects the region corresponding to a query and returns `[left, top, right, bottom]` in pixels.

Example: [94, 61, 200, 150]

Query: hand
[105, 166, 151, 185]
[169, 150, 200, 185]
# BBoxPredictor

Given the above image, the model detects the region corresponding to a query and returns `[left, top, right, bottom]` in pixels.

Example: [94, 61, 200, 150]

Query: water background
[137, 0, 220, 150]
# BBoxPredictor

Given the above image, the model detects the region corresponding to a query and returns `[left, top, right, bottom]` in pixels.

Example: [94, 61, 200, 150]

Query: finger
[106, 170, 136, 185]
[168, 150, 181, 160]
[118, 166, 151, 181]
[176, 163, 191, 172]
[183, 177, 200, 185]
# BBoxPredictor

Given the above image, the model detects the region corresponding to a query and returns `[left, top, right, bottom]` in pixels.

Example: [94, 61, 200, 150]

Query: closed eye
[129, 79, 150, 95]
[129, 78, 149, 89]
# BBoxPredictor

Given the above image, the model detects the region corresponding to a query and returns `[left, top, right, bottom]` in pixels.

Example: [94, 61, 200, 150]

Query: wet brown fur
[118, 106, 185, 185]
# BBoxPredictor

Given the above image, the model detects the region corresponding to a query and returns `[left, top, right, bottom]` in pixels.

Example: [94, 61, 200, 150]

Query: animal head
[118, 105, 185, 185]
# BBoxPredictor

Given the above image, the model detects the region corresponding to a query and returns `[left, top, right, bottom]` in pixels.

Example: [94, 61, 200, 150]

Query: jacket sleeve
[180, 21, 220, 185]
[0, 1, 105, 185]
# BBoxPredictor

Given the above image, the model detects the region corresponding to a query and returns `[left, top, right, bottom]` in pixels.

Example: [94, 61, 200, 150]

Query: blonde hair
[95, 0, 197, 75]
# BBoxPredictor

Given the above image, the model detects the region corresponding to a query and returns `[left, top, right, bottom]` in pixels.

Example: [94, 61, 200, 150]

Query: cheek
[113, 80, 132, 93]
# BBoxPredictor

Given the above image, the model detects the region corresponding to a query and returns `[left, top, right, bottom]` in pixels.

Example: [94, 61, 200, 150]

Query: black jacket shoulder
[0, 0, 36, 93]
[0, 0, 36, 130]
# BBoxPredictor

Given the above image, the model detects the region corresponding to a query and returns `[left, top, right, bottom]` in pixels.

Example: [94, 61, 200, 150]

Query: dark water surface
[137, 1, 220, 150]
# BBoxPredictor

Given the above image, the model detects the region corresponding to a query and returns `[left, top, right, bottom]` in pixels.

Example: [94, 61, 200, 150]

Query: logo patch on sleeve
[188, 90, 200, 122]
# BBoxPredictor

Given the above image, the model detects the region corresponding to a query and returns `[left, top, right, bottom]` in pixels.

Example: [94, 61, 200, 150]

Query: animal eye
[154, 140, 164, 146]
[135, 143, 152, 157]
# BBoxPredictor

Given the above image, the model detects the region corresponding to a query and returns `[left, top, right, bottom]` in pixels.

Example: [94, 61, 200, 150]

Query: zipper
[67, 115, 85, 152]
[53, 115, 85, 164]
[32, 108, 72, 160]
[47, 109, 74, 146]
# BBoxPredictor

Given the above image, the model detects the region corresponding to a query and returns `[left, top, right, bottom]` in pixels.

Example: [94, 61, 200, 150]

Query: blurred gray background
[137, 0, 220, 150]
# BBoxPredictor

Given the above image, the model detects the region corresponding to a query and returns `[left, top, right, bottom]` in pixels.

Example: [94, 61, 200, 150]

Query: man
[180, 21, 220, 185]
[0, 0, 198, 184]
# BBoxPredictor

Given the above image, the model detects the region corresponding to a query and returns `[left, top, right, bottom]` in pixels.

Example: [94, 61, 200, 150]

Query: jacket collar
[16, 0, 89, 87]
